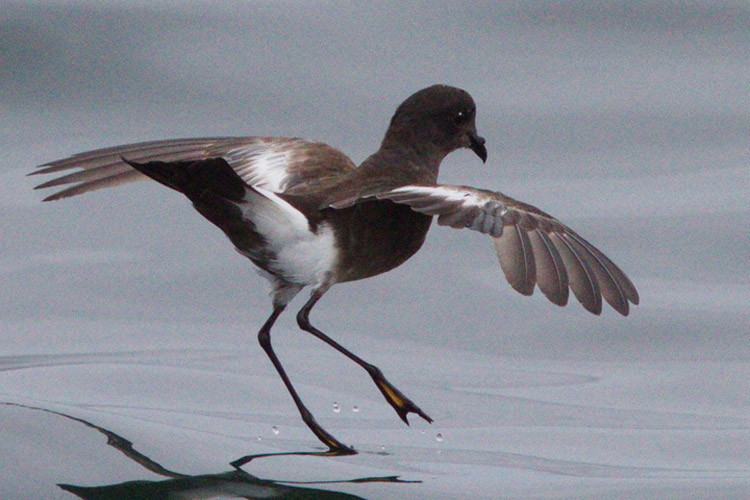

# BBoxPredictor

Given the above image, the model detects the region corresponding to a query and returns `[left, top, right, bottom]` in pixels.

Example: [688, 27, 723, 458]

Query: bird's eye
[454, 109, 472, 124]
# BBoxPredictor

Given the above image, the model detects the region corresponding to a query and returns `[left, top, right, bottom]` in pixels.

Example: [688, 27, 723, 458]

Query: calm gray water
[2, 1, 749, 498]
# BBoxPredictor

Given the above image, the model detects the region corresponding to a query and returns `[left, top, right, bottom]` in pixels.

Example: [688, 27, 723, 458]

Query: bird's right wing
[31, 137, 356, 201]
[331, 184, 639, 316]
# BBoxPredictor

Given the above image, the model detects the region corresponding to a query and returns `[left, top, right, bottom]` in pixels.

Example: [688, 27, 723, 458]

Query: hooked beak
[468, 132, 487, 163]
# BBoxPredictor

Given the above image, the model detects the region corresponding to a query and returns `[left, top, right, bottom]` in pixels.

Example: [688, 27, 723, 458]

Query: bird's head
[384, 84, 487, 163]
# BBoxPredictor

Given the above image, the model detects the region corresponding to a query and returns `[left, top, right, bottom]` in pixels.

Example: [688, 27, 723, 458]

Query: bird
[31, 84, 639, 453]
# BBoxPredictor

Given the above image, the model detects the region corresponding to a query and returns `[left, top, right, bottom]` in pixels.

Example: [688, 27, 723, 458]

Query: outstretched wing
[333, 184, 639, 316]
[31, 137, 355, 201]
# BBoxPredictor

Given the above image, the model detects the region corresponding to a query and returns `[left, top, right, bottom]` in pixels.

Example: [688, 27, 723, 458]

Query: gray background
[1, 1, 749, 498]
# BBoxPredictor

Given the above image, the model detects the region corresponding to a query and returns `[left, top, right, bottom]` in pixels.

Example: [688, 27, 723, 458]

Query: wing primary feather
[549, 232, 602, 315]
[562, 233, 629, 315]
[494, 225, 536, 296]
[34, 163, 131, 189]
[566, 231, 640, 307]
[528, 228, 569, 306]
[33, 146, 213, 190]
[42, 170, 147, 201]
[32, 139, 225, 175]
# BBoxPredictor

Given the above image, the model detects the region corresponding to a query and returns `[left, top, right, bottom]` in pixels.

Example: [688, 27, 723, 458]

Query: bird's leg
[297, 289, 433, 425]
[257, 305, 355, 454]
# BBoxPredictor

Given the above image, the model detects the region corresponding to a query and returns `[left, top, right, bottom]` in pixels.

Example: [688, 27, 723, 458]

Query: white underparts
[241, 186, 338, 287]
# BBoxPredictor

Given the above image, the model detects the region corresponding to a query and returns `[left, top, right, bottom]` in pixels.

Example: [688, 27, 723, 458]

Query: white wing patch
[227, 145, 292, 192]
[386, 185, 480, 204]
[378, 185, 509, 236]
[226, 139, 314, 193]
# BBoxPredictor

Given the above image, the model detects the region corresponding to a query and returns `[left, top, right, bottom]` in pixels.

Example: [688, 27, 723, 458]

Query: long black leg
[296, 289, 433, 425]
[258, 305, 355, 454]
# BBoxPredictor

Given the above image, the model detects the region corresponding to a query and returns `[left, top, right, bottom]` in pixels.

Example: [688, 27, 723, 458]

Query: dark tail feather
[121, 157, 246, 201]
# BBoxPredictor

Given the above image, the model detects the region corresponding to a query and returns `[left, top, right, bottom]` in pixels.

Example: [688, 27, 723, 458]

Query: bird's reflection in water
[3, 403, 418, 500]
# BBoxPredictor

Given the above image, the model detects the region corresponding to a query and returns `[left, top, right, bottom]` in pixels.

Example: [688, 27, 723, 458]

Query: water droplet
[352, 405, 359, 413]
[435, 433, 444, 442]
[272, 426, 279, 435]
[333, 402, 340, 413]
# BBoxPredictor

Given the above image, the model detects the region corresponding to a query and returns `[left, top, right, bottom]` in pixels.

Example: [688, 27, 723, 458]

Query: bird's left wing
[331, 184, 639, 316]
